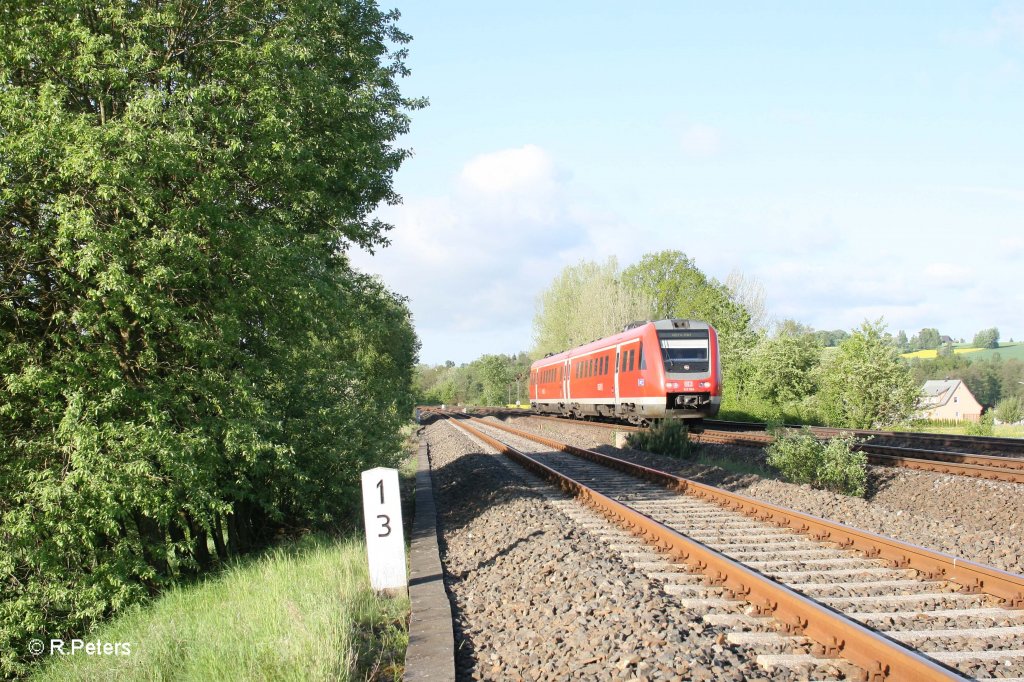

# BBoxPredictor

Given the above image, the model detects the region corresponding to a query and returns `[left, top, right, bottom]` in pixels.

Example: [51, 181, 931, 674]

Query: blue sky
[350, 1, 1024, 365]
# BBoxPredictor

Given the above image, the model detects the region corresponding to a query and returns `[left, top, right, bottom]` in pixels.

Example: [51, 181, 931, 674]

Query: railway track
[707, 420, 1024, 458]
[690, 430, 1024, 485]
[462, 410, 1024, 485]
[439, 412, 1024, 681]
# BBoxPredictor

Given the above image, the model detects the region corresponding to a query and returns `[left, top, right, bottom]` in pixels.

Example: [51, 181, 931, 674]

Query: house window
[953, 396, 958, 403]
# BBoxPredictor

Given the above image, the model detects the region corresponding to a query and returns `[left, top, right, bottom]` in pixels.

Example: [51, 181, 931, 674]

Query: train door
[613, 346, 621, 410]
[563, 360, 570, 400]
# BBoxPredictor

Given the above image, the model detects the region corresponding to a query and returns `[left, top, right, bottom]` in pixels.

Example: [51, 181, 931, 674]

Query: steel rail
[692, 429, 1024, 484]
[440, 409, 1024, 482]
[448, 416, 962, 681]
[471, 416, 1024, 610]
[706, 419, 1024, 456]
[525, 413, 643, 432]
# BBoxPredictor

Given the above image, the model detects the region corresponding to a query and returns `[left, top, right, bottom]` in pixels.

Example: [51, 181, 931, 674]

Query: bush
[995, 396, 1024, 425]
[626, 419, 696, 459]
[964, 412, 995, 436]
[766, 428, 867, 497]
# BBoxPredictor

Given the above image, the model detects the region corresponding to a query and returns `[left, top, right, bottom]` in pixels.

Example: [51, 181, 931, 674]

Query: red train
[529, 319, 721, 424]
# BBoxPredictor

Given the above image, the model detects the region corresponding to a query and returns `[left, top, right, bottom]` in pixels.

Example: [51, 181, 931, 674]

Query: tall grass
[626, 419, 695, 458]
[33, 535, 408, 682]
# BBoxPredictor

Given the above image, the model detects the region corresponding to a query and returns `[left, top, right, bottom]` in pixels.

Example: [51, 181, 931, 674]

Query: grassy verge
[32, 534, 409, 682]
[890, 422, 1024, 438]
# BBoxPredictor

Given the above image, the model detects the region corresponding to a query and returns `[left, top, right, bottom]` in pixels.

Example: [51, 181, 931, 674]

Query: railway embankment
[492, 415, 1024, 576]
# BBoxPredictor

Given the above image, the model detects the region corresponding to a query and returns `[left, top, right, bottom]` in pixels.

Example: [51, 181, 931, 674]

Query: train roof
[532, 319, 713, 368]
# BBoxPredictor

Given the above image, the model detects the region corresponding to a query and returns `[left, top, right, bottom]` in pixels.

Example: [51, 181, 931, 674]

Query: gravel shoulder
[495, 415, 1024, 576]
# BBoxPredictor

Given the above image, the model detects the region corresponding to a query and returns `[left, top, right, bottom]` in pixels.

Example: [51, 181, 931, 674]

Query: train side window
[639, 345, 646, 370]
[603, 356, 608, 375]
[620, 351, 627, 373]
[628, 349, 635, 372]
[615, 352, 620, 373]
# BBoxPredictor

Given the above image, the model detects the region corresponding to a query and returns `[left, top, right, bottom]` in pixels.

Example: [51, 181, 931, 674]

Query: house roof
[919, 379, 962, 408]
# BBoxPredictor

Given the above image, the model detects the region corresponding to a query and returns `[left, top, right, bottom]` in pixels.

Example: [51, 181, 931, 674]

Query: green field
[32, 534, 408, 682]
[955, 342, 1024, 362]
[902, 342, 1024, 362]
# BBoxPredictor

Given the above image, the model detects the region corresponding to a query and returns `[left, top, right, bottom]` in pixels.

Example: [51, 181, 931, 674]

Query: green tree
[812, 329, 850, 347]
[894, 330, 910, 352]
[621, 250, 755, 373]
[973, 327, 1000, 349]
[479, 354, 515, 406]
[817, 320, 919, 428]
[532, 257, 649, 356]
[0, 1, 420, 675]
[994, 396, 1024, 424]
[911, 328, 942, 350]
[749, 328, 822, 407]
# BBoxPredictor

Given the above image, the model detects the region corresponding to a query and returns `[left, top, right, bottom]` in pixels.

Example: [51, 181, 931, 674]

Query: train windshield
[657, 329, 710, 374]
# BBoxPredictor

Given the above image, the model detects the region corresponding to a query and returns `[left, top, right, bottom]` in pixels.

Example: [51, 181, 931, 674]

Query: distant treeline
[417, 251, 922, 430]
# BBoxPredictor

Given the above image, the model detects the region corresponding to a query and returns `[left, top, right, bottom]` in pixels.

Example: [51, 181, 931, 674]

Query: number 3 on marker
[377, 514, 391, 537]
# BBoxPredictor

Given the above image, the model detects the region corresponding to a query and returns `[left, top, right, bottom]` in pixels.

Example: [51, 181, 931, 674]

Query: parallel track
[441, 412, 1024, 681]
[459, 410, 1024, 484]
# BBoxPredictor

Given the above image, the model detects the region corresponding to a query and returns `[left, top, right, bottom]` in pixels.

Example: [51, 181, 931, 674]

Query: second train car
[529, 319, 721, 424]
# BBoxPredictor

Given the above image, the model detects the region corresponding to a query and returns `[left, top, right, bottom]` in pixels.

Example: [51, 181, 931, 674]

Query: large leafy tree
[532, 257, 649, 356]
[749, 324, 822, 407]
[1, 1, 420, 675]
[621, 250, 755, 374]
[973, 327, 1000, 349]
[817, 320, 919, 428]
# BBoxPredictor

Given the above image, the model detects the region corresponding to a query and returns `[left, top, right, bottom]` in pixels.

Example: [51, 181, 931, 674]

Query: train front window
[658, 329, 710, 373]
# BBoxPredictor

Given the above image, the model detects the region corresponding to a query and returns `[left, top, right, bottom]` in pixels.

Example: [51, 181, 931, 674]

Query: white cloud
[680, 124, 721, 158]
[458, 144, 555, 195]
[355, 149, 1023, 364]
[350, 145, 613, 363]
[924, 262, 973, 279]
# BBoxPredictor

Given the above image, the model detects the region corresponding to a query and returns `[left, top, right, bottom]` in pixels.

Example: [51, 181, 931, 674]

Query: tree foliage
[532, 257, 649, 356]
[907, 354, 1024, 407]
[621, 251, 753, 352]
[910, 328, 942, 351]
[0, 1, 420, 675]
[994, 396, 1023, 424]
[724, 269, 770, 333]
[816, 321, 919, 428]
[415, 353, 533, 407]
[749, 325, 822, 407]
[973, 327, 1000, 349]
[766, 428, 867, 497]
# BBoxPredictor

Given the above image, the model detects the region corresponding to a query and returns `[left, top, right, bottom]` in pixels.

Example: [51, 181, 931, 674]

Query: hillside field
[901, 342, 1024, 362]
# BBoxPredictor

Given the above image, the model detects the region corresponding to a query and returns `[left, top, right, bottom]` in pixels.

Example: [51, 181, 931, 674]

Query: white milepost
[361, 467, 407, 594]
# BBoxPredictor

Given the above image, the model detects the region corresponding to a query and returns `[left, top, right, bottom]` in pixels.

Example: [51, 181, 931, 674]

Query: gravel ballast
[424, 419, 843, 681]
[496, 415, 1024, 576]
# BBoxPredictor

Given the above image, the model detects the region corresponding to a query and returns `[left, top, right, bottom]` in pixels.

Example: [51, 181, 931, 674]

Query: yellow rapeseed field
[900, 347, 985, 359]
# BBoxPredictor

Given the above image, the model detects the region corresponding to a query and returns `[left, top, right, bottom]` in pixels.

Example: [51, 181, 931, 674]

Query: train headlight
[699, 381, 711, 388]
